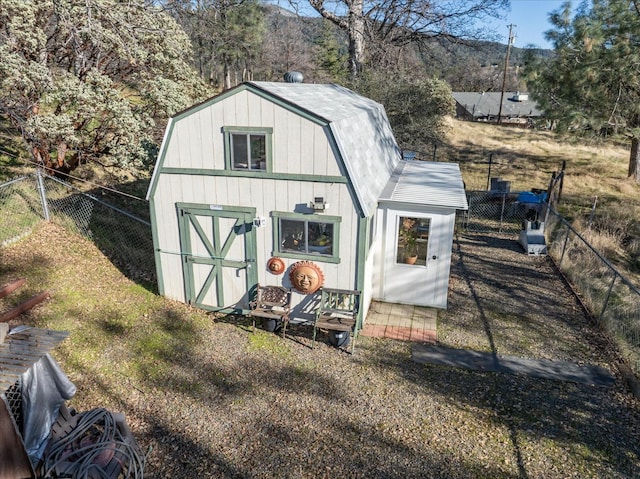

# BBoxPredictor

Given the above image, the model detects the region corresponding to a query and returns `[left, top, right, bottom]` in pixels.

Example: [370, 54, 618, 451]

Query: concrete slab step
[412, 344, 616, 387]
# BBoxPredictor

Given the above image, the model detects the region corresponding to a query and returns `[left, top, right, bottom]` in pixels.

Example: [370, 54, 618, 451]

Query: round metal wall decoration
[266, 257, 286, 275]
[289, 260, 324, 294]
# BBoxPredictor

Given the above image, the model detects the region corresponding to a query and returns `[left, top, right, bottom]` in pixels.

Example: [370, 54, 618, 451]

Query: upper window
[272, 212, 341, 263]
[223, 126, 272, 171]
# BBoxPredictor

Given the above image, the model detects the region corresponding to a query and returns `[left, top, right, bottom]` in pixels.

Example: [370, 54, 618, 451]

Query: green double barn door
[177, 203, 257, 313]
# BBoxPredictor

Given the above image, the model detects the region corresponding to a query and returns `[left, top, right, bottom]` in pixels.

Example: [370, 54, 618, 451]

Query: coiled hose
[41, 408, 145, 479]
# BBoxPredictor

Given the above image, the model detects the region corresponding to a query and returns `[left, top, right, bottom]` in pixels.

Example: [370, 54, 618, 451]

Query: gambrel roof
[249, 82, 401, 217]
[148, 82, 468, 216]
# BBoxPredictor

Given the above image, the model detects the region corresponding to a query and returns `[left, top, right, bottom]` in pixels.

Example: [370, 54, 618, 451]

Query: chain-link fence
[0, 175, 42, 246]
[0, 171, 156, 287]
[463, 191, 529, 234]
[463, 169, 640, 376]
[546, 209, 640, 375]
[463, 167, 563, 235]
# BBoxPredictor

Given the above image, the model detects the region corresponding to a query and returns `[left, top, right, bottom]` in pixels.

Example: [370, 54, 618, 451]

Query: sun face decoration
[289, 261, 324, 294]
[266, 257, 285, 275]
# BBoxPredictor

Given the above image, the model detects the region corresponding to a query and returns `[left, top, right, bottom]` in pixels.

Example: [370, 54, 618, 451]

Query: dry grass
[442, 118, 640, 283]
[440, 117, 632, 198]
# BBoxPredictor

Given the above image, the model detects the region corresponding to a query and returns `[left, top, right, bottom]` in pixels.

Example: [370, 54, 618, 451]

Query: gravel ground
[2, 224, 640, 478]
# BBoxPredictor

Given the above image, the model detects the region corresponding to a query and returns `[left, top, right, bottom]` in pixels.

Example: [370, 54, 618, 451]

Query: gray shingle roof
[452, 92, 543, 118]
[251, 82, 402, 217]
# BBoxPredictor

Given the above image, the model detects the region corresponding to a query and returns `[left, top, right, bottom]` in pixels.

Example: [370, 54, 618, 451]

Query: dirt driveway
[439, 233, 614, 368]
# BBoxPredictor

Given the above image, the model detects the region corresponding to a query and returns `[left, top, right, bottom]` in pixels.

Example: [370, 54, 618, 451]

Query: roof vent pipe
[284, 71, 303, 83]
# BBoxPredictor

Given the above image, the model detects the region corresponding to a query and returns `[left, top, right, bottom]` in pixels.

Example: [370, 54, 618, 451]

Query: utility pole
[497, 24, 516, 125]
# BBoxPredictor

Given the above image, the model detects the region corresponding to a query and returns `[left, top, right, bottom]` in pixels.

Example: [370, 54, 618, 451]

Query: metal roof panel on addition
[379, 160, 468, 210]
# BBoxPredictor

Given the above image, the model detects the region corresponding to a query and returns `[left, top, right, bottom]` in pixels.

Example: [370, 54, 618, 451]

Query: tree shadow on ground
[368, 341, 640, 479]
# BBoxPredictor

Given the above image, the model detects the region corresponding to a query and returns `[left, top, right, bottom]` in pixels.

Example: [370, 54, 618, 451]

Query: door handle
[432, 255, 437, 260]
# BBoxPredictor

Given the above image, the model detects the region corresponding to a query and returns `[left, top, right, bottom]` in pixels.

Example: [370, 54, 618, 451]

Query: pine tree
[316, 21, 348, 82]
[525, 0, 640, 181]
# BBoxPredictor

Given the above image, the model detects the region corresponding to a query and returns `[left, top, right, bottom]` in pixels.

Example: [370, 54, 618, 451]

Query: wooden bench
[313, 288, 361, 353]
[248, 284, 292, 337]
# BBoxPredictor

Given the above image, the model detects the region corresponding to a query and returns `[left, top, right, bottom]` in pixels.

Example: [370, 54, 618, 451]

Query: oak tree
[295, 0, 509, 78]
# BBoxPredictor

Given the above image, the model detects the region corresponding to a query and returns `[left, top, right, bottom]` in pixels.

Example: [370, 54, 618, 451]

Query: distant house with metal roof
[146, 80, 468, 333]
[452, 91, 543, 125]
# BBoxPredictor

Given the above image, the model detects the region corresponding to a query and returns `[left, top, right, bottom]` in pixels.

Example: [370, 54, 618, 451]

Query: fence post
[36, 170, 50, 221]
[558, 161, 566, 203]
[588, 196, 598, 230]
[599, 271, 618, 324]
[465, 192, 473, 231]
[499, 193, 506, 233]
[559, 225, 570, 268]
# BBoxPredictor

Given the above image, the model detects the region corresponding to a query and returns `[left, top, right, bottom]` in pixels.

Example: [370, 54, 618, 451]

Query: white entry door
[380, 208, 452, 308]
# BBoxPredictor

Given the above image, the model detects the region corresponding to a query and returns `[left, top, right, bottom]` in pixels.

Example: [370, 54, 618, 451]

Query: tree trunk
[223, 61, 231, 91]
[629, 137, 640, 182]
[56, 141, 67, 168]
[347, 0, 365, 79]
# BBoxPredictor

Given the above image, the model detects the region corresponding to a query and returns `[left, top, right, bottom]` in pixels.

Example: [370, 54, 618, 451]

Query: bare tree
[258, 7, 318, 81]
[293, 0, 509, 78]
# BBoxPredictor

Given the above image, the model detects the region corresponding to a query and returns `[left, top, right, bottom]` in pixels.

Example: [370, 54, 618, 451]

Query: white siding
[151, 173, 360, 313]
[162, 90, 342, 177]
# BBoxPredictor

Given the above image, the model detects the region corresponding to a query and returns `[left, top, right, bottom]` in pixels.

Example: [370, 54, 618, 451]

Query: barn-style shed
[146, 80, 467, 326]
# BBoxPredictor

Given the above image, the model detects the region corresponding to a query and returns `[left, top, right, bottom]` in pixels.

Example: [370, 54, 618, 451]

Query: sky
[492, 0, 569, 49]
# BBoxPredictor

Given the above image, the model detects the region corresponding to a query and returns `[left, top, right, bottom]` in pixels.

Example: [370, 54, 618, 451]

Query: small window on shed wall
[396, 216, 430, 266]
[223, 126, 272, 171]
[272, 212, 341, 264]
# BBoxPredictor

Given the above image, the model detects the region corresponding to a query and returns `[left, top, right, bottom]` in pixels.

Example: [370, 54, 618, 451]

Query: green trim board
[159, 167, 347, 184]
[222, 126, 274, 133]
[324, 126, 366, 217]
[176, 202, 257, 214]
[146, 116, 176, 201]
[148, 198, 164, 296]
[170, 83, 330, 126]
[355, 214, 368, 330]
[271, 211, 341, 264]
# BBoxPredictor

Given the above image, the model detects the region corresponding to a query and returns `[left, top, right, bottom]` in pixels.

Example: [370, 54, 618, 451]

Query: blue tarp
[517, 191, 547, 204]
